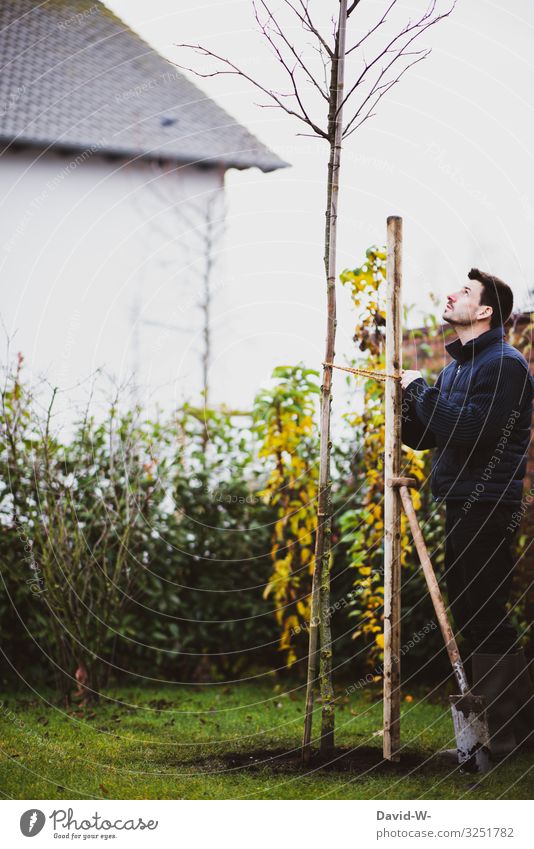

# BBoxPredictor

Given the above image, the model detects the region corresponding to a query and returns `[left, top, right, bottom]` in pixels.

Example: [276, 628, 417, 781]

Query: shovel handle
[397, 485, 470, 696]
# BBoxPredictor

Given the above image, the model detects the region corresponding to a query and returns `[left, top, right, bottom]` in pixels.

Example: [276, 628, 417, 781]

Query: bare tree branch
[341, 0, 444, 113]
[173, 44, 328, 138]
[347, 0, 364, 16]
[343, 49, 430, 138]
[311, 39, 330, 94]
[292, 0, 334, 57]
[340, 0, 455, 128]
[251, 0, 328, 137]
[346, 0, 399, 56]
[255, 0, 329, 100]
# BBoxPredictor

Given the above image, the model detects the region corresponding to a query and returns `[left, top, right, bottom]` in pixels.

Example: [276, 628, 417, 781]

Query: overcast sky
[104, 0, 534, 410]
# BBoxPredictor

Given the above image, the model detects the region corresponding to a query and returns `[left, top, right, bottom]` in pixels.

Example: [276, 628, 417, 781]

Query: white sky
[39, 1, 534, 413]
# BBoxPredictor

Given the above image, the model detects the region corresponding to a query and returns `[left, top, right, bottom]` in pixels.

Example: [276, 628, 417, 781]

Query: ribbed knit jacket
[401, 325, 534, 503]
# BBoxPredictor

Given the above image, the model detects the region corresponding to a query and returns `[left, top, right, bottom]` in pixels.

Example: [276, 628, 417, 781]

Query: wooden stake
[395, 481, 469, 695]
[383, 215, 403, 762]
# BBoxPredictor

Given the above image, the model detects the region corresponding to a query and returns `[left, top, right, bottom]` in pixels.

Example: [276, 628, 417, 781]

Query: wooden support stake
[396, 483, 469, 695]
[383, 215, 403, 761]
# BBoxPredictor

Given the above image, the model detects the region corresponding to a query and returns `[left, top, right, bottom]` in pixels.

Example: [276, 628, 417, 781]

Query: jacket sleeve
[401, 371, 442, 450]
[410, 357, 532, 448]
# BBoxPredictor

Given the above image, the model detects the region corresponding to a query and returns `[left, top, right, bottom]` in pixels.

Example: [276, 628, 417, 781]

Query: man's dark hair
[468, 268, 514, 328]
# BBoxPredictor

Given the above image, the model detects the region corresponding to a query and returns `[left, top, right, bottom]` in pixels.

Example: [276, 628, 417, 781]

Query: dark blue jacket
[402, 326, 534, 504]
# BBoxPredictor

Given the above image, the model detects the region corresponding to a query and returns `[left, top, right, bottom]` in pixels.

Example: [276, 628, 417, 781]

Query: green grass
[1, 682, 532, 799]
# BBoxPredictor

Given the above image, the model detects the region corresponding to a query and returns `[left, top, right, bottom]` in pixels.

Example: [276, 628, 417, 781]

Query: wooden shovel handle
[398, 485, 470, 695]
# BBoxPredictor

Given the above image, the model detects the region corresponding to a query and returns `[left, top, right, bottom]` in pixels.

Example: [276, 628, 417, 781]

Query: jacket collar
[445, 325, 505, 364]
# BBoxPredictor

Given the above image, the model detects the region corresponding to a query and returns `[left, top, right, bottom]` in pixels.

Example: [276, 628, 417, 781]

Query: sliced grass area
[0, 681, 532, 800]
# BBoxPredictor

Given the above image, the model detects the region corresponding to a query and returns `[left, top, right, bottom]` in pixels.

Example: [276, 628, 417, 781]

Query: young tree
[177, 0, 455, 758]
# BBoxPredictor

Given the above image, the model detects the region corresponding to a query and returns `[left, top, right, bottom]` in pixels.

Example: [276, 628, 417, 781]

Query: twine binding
[322, 361, 400, 382]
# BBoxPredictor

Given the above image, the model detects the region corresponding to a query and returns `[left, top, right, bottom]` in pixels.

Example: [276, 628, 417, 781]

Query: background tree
[131, 170, 225, 411]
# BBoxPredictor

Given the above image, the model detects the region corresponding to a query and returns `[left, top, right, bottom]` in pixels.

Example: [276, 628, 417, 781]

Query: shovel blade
[449, 694, 491, 773]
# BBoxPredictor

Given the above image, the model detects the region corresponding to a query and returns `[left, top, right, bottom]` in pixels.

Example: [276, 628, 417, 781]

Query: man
[401, 268, 534, 762]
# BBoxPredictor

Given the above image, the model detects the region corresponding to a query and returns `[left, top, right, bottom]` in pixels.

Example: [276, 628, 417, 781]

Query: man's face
[442, 279, 491, 327]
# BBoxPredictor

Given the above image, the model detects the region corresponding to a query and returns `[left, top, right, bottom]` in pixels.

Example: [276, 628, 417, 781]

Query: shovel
[390, 476, 491, 773]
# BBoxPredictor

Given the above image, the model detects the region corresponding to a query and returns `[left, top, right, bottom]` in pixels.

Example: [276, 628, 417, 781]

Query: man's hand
[401, 369, 423, 390]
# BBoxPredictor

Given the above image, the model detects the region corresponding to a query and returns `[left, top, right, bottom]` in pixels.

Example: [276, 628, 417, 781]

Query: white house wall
[0, 148, 224, 416]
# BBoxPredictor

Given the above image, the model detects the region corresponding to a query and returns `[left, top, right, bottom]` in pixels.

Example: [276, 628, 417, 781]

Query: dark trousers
[444, 500, 520, 657]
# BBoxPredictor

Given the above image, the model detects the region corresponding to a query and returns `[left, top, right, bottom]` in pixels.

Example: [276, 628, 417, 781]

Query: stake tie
[322, 361, 401, 382]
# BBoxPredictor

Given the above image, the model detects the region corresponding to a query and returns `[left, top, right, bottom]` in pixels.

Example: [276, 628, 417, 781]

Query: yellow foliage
[256, 368, 319, 667]
[341, 247, 428, 669]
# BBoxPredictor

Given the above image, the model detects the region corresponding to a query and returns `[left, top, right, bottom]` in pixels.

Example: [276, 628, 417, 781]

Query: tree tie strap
[322, 361, 400, 382]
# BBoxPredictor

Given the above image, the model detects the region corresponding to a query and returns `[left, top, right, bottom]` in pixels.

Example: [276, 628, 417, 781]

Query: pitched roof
[0, 0, 289, 172]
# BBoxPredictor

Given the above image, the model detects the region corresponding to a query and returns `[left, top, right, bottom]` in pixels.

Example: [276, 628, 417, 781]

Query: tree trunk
[302, 0, 348, 761]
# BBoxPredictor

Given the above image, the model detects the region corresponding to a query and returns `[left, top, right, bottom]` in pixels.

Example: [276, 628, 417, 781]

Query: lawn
[1, 681, 532, 800]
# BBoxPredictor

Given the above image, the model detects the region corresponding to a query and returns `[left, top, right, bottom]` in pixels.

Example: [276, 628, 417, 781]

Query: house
[0, 0, 288, 407]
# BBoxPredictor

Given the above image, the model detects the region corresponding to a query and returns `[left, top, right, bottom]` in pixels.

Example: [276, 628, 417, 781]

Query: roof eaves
[0, 134, 290, 173]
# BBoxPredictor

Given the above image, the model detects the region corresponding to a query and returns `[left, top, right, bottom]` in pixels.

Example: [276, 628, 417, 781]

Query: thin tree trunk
[302, 0, 348, 761]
